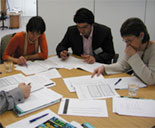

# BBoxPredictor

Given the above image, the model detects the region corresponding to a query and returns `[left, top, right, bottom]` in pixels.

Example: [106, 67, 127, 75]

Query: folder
[14, 88, 63, 116]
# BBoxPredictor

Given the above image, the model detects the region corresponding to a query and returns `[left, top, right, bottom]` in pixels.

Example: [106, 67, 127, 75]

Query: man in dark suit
[56, 8, 115, 64]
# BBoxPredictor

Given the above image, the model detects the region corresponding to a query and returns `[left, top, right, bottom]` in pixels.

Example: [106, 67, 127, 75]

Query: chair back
[0, 11, 7, 20]
[0, 33, 16, 63]
[112, 53, 119, 63]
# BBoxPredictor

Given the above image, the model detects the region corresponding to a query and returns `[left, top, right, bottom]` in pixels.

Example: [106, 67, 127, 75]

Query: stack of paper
[113, 97, 155, 117]
[15, 88, 63, 116]
[58, 98, 108, 117]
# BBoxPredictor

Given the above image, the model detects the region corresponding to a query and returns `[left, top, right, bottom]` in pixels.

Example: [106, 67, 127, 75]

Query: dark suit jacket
[56, 23, 115, 64]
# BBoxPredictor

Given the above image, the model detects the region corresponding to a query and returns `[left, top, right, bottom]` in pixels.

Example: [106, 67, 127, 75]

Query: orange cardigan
[3, 32, 48, 60]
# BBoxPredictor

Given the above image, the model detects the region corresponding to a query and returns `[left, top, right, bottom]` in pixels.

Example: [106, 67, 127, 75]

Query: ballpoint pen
[27, 82, 31, 86]
[114, 78, 122, 85]
[25, 62, 28, 68]
[29, 113, 49, 123]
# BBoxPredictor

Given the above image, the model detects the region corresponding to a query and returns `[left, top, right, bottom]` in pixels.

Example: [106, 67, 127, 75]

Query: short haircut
[73, 8, 94, 25]
[26, 16, 46, 34]
[120, 17, 150, 44]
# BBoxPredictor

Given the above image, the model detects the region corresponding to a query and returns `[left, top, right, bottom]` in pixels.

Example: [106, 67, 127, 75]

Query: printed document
[113, 97, 155, 117]
[0, 73, 55, 92]
[0, 74, 31, 91]
[58, 98, 108, 117]
[63, 75, 119, 99]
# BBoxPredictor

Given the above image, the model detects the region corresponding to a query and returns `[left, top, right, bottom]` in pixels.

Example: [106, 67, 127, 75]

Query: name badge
[94, 47, 103, 55]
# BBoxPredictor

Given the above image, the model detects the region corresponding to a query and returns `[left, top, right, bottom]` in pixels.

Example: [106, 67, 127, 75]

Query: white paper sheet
[113, 97, 155, 117]
[35, 58, 60, 69]
[76, 62, 103, 73]
[105, 76, 146, 89]
[6, 109, 72, 128]
[36, 69, 61, 79]
[27, 74, 56, 88]
[58, 98, 108, 117]
[49, 56, 84, 69]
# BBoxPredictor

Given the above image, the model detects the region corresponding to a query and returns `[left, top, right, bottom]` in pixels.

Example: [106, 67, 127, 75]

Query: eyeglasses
[123, 37, 137, 44]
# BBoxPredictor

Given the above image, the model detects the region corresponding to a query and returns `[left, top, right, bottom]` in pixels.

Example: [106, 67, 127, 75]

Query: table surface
[8, 12, 21, 16]
[0, 63, 155, 128]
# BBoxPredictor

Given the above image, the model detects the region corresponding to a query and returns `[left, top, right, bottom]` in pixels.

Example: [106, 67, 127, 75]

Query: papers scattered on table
[113, 97, 155, 117]
[58, 98, 108, 117]
[63, 75, 119, 99]
[105, 76, 146, 89]
[14, 56, 104, 75]
[15, 88, 62, 116]
[49, 55, 103, 72]
[6, 109, 75, 128]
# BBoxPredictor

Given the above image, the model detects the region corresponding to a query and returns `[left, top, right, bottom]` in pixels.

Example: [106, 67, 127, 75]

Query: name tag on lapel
[94, 47, 103, 55]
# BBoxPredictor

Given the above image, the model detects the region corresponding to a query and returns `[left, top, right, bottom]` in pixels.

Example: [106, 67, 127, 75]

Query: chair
[0, 11, 8, 30]
[112, 53, 119, 63]
[0, 33, 16, 64]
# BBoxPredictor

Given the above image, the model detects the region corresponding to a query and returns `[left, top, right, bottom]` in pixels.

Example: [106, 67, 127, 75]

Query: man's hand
[125, 45, 137, 57]
[17, 56, 27, 65]
[18, 83, 31, 99]
[81, 55, 96, 64]
[60, 50, 69, 60]
[91, 66, 105, 78]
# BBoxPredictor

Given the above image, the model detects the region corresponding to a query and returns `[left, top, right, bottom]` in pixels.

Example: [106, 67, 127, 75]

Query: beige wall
[0, 0, 1, 11]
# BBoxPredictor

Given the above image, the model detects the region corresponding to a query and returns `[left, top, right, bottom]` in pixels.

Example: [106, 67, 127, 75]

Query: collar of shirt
[80, 25, 94, 39]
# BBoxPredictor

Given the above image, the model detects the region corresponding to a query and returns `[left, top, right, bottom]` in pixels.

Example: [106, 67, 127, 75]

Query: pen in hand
[114, 78, 122, 85]
[29, 113, 49, 123]
[27, 82, 31, 86]
[24, 62, 28, 68]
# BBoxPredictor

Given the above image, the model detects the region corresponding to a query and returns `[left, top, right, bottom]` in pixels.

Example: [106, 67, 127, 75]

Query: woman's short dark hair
[26, 16, 46, 34]
[120, 17, 150, 44]
[73, 8, 94, 25]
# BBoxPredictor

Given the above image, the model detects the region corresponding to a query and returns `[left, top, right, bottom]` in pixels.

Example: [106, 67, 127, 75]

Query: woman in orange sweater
[3, 16, 48, 65]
